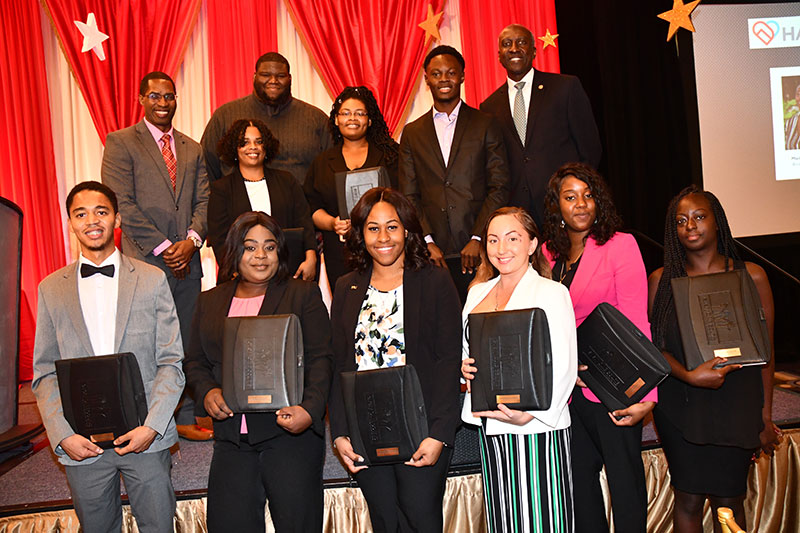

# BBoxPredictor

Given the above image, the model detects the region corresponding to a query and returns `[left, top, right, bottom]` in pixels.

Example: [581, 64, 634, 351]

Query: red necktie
[160, 133, 177, 191]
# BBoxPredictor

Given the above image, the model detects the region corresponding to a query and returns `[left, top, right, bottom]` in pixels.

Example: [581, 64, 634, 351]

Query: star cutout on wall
[74, 12, 109, 61]
[658, 0, 701, 42]
[538, 29, 559, 49]
[418, 4, 443, 44]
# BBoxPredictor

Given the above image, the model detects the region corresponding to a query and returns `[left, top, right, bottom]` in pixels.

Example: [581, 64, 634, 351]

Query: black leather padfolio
[468, 308, 552, 412]
[222, 314, 304, 412]
[671, 270, 770, 370]
[335, 166, 390, 219]
[341, 365, 428, 465]
[55, 352, 148, 449]
[577, 303, 670, 412]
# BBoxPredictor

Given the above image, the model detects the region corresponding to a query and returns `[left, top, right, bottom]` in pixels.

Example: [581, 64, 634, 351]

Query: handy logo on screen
[748, 16, 800, 49]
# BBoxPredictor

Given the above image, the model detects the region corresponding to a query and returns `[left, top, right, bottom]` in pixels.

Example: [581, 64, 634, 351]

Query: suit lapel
[114, 255, 138, 353]
[568, 237, 601, 305]
[259, 277, 289, 316]
[231, 169, 256, 215]
[447, 104, 471, 170]
[401, 268, 422, 357]
[343, 269, 371, 347]
[136, 121, 176, 200]
[420, 111, 447, 173]
[527, 73, 547, 150]
[494, 85, 523, 150]
[173, 130, 188, 201]
[62, 263, 95, 356]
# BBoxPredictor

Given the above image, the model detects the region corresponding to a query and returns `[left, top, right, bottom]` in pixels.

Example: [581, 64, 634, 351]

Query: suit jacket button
[523, 157, 531, 163]
[444, 181, 451, 187]
[440, 207, 446, 212]
[175, 205, 179, 211]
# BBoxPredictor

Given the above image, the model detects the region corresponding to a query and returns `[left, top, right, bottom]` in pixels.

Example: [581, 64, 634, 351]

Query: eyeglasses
[146, 92, 177, 102]
[337, 110, 368, 118]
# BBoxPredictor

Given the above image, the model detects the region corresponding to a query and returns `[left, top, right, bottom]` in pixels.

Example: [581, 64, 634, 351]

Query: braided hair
[650, 186, 739, 347]
[329, 86, 398, 166]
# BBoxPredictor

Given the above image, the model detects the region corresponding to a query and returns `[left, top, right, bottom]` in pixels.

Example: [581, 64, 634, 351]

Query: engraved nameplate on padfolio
[577, 303, 670, 412]
[468, 308, 552, 412]
[671, 270, 770, 370]
[55, 353, 148, 449]
[222, 314, 304, 412]
[335, 166, 390, 219]
[341, 365, 428, 465]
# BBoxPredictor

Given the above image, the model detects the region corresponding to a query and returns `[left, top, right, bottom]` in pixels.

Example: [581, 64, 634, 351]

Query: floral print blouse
[354, 284, 406, 370]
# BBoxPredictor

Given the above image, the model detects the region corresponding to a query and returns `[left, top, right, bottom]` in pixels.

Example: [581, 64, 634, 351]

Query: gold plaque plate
[90, 432, 114, 443]
[496, 394, 521, 404]
[625, 378, 645, 398]
[376, 447, 400, 457]
[248, 394, 272, 404]
[713, 347, 742, 358]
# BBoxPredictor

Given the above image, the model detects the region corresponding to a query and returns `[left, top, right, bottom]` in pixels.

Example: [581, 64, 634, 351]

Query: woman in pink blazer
[542, 163, 655, 533]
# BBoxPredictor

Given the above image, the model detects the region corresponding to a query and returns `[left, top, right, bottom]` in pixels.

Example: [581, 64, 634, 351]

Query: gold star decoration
[418, 4, 443, 44]
[538, 29, 559, 50]
[658, 0, 701, 42]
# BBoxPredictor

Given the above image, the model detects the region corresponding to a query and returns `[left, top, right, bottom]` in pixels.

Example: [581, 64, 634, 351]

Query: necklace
[243, 176, 265, 182]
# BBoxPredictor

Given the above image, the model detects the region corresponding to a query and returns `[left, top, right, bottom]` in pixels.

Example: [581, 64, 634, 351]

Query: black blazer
[184, 277, 333, 443]
[480, 71, 601, 227]
[303, 142, 399, 286]
[328, 264, 463, 446]
[399, 103, 510, 255]
[207, 167, 316, 260]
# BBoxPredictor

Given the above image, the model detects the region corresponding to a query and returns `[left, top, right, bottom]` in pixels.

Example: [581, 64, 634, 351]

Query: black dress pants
[207, 430, 325, 533]
[570, 390, 647, 533]
[354, 447, 453, 532]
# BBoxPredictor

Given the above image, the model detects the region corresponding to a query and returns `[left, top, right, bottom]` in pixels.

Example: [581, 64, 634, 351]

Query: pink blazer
[544, 232, 657, 404]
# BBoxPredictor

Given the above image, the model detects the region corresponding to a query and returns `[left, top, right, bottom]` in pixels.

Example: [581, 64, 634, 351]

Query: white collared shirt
[244, 179, 272, 215]
[78, 249, 120, 356]
[506, 68, 535, 119]
[432, 99, 463, 167]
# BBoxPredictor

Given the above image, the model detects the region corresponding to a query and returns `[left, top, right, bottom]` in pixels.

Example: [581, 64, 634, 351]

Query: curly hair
[471, 207, 552, 287]
[541, 162, 623, 261]
[218, 211, 290, 283]
[329, 86, 398, 166]
[650, 186, 738, 347]
[344, 187, 430, 273]
[216, 118, 280, 167]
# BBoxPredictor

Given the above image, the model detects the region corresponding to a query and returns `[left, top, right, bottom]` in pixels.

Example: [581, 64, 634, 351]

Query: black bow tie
[80, 263, 115, 278]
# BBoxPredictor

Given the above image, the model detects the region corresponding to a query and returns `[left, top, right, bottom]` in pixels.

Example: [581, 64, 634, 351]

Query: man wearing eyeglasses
[102, 71, 211, 441]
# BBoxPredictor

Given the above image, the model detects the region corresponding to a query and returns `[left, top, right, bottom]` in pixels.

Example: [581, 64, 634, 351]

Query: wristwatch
[188, 235, 203, 248]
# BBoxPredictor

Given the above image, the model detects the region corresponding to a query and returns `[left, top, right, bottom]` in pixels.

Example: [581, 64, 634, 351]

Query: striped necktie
[160, 133, 177, 191]
[513, 81, 527, 146]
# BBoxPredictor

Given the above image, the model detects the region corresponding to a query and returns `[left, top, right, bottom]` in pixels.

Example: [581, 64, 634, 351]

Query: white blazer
[461, 266, 577, 435]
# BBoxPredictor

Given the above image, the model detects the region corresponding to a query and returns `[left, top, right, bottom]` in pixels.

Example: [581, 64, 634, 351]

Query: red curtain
[459, 0, 559, 107]
[284, 0, 446, 135]
[41, 0, 202, 142]
[206, 0, 278, 113]
[1, 0, 67, 379]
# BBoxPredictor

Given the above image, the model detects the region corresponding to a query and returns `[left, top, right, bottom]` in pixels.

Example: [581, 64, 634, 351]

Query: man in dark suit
[480, 24, 601, 227]
[400, 45, 509, 295]
[102, 71, 210, 440]
[32, 182, 185, 532]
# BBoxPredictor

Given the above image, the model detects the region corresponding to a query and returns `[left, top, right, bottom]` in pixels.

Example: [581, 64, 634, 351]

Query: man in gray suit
[32, 181, 184, 532]
[102, 71, 209, 440]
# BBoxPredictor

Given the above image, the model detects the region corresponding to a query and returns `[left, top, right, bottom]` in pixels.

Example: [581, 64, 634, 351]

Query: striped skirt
[478, 427, 574, 532]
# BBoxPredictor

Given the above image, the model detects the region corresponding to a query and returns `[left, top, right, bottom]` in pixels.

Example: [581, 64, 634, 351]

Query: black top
[328, 264, 463, 445]
[183, 277, 333, 443]
[656, 261, 764, 448]
[303, 143, 398, 287]
[553, 254, 582, 289]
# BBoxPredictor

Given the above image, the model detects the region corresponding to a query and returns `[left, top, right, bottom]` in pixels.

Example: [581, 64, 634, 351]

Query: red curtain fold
[206, 0, 278, 113]
[284, 0, 446, 135]
[41, 0, 202, 142]
[459, 0, 559, 107]
[1, 0, 67, 379]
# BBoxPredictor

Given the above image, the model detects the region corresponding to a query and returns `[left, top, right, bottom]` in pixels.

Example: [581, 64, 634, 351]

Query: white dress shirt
[432, 99, 463, 167]
[78, 249, 121, 356]
[506, 68, 535, 118]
